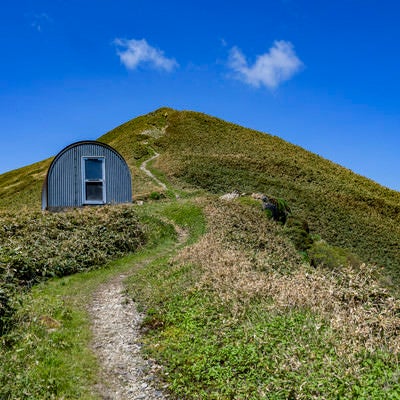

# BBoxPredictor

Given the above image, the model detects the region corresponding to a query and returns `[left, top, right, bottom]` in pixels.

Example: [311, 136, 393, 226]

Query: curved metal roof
[42, 140, 131, 210]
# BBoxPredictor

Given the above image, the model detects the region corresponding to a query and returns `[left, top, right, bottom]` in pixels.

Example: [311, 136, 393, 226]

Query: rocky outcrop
[252, 193, 290, 224]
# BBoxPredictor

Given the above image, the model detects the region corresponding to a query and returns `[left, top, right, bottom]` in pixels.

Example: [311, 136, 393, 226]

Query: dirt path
[89, 269, 169, 399]
[89, 212, 189, 399]
[88, 150, 188, 399]
[139, 152, 167, 191]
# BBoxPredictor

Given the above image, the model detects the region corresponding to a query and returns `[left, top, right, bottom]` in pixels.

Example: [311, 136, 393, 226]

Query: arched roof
[42, 140, 131, 210]
[48, 140, 126, 169]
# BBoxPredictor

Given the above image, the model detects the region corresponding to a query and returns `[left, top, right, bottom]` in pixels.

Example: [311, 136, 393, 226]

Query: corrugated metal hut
[42, 141, 132, 210]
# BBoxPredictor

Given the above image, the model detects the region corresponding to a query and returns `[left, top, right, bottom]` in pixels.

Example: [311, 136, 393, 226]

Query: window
[82, 157, 105, 204]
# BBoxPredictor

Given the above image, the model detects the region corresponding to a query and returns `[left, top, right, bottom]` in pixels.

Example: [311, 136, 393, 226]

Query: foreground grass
[1, 273, 100, 398]
[1, 252, 162, 399]
[127, 198, 400, 399]
[0, 199, 203, 399]
[141, 292, 400, 398]
[1, 194, 400, 399]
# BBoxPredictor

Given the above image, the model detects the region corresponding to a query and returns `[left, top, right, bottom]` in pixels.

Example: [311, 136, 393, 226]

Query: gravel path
[89, 150, 186, 399]
[89, 272, 169, 399]
[139, 152, 167, 191]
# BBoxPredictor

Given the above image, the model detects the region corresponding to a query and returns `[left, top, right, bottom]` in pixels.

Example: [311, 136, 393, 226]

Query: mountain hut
[42, 141, 132, 211]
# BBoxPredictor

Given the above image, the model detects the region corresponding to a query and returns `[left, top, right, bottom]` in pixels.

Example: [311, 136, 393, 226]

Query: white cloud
[228, 40, 303, 89]
[30, 13, 52, 32]
[114, 38, 178, 72]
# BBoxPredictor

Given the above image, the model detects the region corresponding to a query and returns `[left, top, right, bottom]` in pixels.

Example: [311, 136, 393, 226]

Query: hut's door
[82, 157, 106, 204]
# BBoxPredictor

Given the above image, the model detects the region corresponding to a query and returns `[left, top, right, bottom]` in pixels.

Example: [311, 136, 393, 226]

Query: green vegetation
[1, 107, 400, 398]
[151, 110, 400, 282]
[283, 216, 313, 253]
[99, 108, 172, 197]
[0, 158, 51, 210]
[0, 205, 145, 335]
[308, 239, 362, 270]
[0, 201, 181, 399]
[0, 198, 204, 399]
[0, 277, 99, 399]
[127, 199, 400, 399]
[149, 191, 164, 200]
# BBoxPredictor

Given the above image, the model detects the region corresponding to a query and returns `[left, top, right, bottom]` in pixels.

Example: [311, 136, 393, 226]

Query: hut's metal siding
[45, 142, 132, 210]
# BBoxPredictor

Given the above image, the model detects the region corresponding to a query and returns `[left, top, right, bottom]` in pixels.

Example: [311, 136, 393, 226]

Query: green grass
[98, 107, 172, 198]
[126, 199, 400, 399]
[0, 158, 51, 210]
[0, 277, 99, 399]
[142, 293, 400, 399]
[0, 201, 183, 399]
[160, 201, 206, 244]
[151, 109, 400, 282]
[1, 107, 400, 398]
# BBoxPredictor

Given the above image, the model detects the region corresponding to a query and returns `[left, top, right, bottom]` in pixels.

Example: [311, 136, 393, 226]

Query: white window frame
[82, 157, 106, 205]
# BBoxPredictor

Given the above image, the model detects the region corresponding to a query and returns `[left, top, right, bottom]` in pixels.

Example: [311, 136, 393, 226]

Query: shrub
[0, 281, 22, 336]
[308, 240, 362, 270]
[261, 196, 291, 224]
[149, 191, 164, 200]
[283, 216, 314, 252]
[0, 205, 146, 335]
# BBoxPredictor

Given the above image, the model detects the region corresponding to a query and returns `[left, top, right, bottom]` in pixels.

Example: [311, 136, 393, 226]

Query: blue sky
[1, 0, 399, 191]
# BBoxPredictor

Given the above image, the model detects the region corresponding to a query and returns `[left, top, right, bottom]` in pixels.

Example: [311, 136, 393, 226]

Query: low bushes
[283, 216, 314, 252]
[0, 205, 146, 335]
[308, 239, 362, 270]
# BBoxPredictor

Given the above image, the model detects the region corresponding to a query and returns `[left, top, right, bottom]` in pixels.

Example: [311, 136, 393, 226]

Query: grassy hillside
[0, 159, 51, 210]
[151, 110, 400, 281]
[0, 107, 399, 280]
[127, 197, 400, 399]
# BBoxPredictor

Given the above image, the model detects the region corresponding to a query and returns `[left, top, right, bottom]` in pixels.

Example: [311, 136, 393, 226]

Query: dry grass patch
[177, 199, 400, 358]
[124, 198, 400, 398]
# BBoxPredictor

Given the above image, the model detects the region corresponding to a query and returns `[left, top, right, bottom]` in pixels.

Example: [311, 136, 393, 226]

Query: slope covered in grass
[0, 159, 51, 211]
[0, 107, 399, 278]
[128, 198, 400, 399]
[150, 109, 400, 281]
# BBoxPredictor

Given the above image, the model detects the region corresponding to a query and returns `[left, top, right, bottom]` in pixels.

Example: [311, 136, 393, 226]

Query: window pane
[86, 182, 103, 201]
[85, 159, 103, 180]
